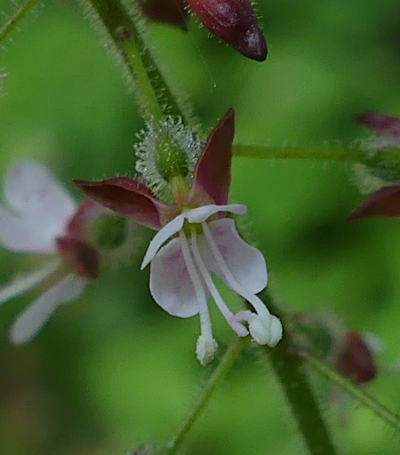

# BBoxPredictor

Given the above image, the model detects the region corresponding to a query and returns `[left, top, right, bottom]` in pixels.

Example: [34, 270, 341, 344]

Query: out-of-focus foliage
[0, 0, 399, 454]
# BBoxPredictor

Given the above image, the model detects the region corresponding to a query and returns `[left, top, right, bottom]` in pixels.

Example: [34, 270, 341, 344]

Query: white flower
[142, 204, 283, 365]
[0, 161, 89, 344]
[76, 109, 283, 365]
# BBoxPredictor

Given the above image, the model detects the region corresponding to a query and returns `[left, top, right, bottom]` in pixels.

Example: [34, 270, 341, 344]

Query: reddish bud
[140, 0, 188, 29]
[349, 185, 400, 220]
[355, 112, 400, 140]
[57, 237, 100, 279]
[335, 332, 377, 385]
[186, 0, 267, 61]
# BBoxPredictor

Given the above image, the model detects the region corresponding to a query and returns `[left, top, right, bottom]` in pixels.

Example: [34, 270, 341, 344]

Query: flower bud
[335, 331, 377, 385]
[186, 0, 267, 61]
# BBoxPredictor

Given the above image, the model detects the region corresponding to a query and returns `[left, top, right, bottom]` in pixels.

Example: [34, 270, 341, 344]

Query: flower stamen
[190, 229, 249, 337]
[201, 222, 282, 347]
[179, 230, 218, 365]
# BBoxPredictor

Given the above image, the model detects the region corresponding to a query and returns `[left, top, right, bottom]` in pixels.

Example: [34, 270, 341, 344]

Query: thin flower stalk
[81, 0, 188, 122]
[0, 0, 40, 44]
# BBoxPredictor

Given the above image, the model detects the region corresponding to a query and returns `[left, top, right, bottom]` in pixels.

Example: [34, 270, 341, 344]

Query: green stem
[262, 294, 338, 455]
[81, 0, 185, 121]
[234, 144, 400, 164]
[0, 0, 40, 43]
[166, 337, 248, 455]
[302, 350, 400, 433]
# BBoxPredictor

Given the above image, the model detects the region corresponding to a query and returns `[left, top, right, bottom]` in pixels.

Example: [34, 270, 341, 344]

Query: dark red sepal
[57, 237, 100, 279]
[74, 177, 179, 230]
[190, 108, 235, 205]
[349, 185, 400, 220]
[186, 0, 267, 61]
[335, 332, 377, 385]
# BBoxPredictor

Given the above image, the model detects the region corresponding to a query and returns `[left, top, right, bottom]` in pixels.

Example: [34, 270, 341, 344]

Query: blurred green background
[0, 0, 400, 454]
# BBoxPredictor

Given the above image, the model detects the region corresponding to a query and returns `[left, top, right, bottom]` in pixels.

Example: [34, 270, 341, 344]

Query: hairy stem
[234, 144, 400, 164]
[166, 337, 248, 454]
[0, 0, 40, 44]
[81, 0, 185, 121]
[262, 294, 338, 455]
[302, 350, 400, 433]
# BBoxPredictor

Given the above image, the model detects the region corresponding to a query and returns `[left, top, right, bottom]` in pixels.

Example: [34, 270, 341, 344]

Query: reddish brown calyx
[57, 237, 100, 280]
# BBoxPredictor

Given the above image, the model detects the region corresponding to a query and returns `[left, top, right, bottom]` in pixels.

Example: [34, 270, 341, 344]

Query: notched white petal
[0, 206, 55, 253]
[9, 274, 86, 345]
[200, 218, 268, 294]
[4, 160, 77, 242]
[149, 238, 199, 318]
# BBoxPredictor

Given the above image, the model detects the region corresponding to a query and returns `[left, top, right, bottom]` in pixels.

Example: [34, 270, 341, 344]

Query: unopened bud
[335, 331, 377, 385]
[186, 0, 267, 61]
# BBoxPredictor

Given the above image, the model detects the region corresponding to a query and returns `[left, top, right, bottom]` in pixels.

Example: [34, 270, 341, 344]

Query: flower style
[0, 161, 113, 344]
[76, 109, 282, 365]
[349, 112, 400, 220]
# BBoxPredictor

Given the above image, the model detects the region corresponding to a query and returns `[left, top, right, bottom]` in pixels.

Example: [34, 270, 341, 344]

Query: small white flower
[142, 204, 282, 365]
[0, 161, 90, 344]
[76, 109, 283, 365]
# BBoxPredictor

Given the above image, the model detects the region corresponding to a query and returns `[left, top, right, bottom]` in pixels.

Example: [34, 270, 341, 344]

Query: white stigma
[196, 335, 218, 366]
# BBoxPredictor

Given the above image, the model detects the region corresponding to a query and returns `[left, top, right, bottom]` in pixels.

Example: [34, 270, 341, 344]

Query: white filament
[190, 230, 249, 337]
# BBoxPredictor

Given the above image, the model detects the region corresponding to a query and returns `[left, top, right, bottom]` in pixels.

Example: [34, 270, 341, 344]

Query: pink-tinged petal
[141, 215, 185, 269]
[198, 218, 267, 294]
[74, 177, 178, 230]
[0, 205, 56, 253]
[335, 332, 377, 385]
[141, 0, 188, 29]
[9, 274, 86, 345]
[349, 185, 400, 220]
[186, 0, 267, 61]
[190, 109, 235, 205]
[141, 204, 247, 269]
[4, 160, 77, 239]
[0, 261, 60, 305]
[185, 203, 247, 223]
[150, 238, 199, 318]
[355, 112, 400, 140]
[67, 199, 108, 239]
[57, 237, 99, 279]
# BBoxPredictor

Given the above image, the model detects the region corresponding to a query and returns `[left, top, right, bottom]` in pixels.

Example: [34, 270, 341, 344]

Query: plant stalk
[82, 0, 184, 121]
[262, 294, 338, 455]
[302, 350, 400, 433]
[166, 337, 248, 454]
[0, 0, 40, 43]
[234, 144, 400, 164]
